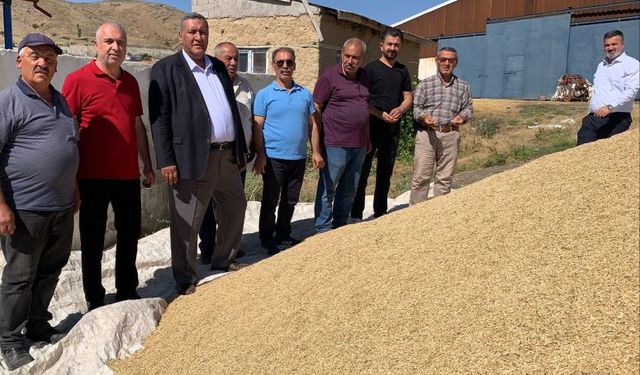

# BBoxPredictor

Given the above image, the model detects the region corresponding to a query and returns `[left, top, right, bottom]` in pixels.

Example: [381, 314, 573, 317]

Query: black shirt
[364, 59, 412, 114]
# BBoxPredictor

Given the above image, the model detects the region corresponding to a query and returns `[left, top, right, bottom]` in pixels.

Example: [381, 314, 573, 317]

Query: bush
[483, 151, 508, 167]
[472, 116, 502, 138]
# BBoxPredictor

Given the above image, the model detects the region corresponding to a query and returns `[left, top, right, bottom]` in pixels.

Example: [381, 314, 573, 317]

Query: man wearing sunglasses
[253, 47, 323, 255]
[352, 27, 413, 221]
[410, 47, 473, 204]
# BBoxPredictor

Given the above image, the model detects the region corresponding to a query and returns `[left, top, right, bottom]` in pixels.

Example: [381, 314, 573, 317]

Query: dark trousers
[0, 208, 74, 349]
[169, 148, 246, 285]
[199, 170, 246, 260]
[577, 112, 632, 145]
[352, 116, 400, 219]
[79, 179, 141, 305]
[259, 158, 306, 246]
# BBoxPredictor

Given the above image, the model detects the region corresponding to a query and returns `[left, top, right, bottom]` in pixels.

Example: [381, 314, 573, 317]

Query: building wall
[203, 14, 320, 89]
[567, 18, 640, 89]
[318, 13, 421, 80]
[398, 0, 635, 57]
[193, 0, 317, 18]
[437, 15, 640, 99]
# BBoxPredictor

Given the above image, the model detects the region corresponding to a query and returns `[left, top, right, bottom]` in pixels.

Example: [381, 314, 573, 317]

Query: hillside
[0, 0, 184, 52]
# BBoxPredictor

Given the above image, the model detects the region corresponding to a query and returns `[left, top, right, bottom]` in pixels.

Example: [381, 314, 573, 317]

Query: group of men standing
[0, 8, 636, 370]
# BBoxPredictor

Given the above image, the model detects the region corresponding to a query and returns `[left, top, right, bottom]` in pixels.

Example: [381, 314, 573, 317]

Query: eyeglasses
[437, 57, 457, 63]
[275, 59, 295, 67]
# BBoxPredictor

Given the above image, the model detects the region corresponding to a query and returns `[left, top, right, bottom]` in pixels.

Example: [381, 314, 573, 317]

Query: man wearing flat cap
[0, 33, 79, 370]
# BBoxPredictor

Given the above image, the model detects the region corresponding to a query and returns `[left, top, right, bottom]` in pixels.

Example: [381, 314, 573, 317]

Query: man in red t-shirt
[62, 23, 155, 311]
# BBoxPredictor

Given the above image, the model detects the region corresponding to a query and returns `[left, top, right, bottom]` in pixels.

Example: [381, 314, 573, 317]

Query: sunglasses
[437, 57, 457, 63]
[275, 59, 295, 67]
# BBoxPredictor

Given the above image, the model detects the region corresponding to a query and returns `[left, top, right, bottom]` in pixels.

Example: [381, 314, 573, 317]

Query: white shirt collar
[182, 49, 212, 72]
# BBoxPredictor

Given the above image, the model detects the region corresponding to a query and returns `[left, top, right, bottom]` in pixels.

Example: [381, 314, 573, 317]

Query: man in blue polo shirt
[253, 47, 324, 255]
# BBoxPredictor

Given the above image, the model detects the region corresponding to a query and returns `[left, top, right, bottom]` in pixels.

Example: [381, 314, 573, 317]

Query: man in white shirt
[577, 29, 639, 145]
[199, 42, 254, 265]
[149, 14, 248, 295]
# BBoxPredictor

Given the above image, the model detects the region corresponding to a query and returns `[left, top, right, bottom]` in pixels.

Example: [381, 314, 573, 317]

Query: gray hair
[271, 47, 296, 63]
[342, 38, 367, 55]
[214, 42, 238, 57]
[604, 29, 624, 42]
[95, 22, 127, 42]
[181, 13, 208, 30]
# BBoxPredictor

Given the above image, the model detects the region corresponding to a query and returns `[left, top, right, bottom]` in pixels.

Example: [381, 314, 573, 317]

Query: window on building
[238, 48, 269, 74]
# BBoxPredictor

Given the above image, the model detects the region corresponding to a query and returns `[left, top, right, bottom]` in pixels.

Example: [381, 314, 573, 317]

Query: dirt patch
[114, 130, 639, 374]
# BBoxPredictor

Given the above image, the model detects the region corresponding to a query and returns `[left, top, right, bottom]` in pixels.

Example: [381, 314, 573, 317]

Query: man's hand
[253, 154, 266, 175]
[594, 105, 612, 118]
[161, 165, 179, 185]
[0, 203, 15, 236]
[142, 165, 156, 188]
[381, 112, 396, 124]
[422, 114, 436, 129]
[311, 152, 324, 170]
[388, 107, 403, 122]
[450, 115, 465, 126]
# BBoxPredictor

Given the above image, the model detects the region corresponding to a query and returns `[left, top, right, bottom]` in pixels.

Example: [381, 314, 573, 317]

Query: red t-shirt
[62, 60, 143, 179]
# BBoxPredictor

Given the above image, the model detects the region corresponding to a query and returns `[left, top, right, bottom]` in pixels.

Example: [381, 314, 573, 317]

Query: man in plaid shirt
[410, 47, 473, 204]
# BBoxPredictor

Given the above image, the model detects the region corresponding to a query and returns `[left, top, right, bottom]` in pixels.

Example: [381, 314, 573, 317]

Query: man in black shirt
[351, 27, 413, 220]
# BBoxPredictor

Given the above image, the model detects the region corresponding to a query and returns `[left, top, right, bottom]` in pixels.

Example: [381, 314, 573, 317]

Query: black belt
[210, 141, 234, 150]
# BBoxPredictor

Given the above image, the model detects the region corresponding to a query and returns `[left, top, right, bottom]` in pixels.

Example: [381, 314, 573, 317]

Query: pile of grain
[113, 130, 639, 374]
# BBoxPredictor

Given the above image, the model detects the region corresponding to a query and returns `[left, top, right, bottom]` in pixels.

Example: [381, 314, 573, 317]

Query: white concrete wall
[0, 50, 271, 250]
[419, 57, 437, 80]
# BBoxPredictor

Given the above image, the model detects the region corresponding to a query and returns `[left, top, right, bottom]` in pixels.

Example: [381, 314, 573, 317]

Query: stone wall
[206, 15, 320, 90]
[193, 0, 319, 18]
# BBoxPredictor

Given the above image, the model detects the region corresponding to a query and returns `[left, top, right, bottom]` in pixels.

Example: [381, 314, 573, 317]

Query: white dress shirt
[589, 51, 640, 114]
[182, 49, 235, 143]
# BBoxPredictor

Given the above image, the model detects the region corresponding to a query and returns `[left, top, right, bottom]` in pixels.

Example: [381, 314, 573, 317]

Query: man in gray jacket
[0, 33, 79, 370]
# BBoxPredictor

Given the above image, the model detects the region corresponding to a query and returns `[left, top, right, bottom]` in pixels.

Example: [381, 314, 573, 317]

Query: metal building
[394, 0, 640, 99]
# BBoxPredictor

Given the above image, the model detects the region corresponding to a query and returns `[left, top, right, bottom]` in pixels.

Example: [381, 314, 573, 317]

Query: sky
[66, 0, 446, 25]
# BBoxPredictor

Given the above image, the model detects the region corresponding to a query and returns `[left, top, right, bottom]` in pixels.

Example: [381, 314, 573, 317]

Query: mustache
[34, 67, 49, 74]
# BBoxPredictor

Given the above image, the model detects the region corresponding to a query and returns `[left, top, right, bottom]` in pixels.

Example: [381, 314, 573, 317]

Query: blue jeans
[314, 146, 367, 232]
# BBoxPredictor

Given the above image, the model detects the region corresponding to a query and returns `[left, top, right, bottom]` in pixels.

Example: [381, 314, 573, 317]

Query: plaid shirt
[413, 73, 473, 126]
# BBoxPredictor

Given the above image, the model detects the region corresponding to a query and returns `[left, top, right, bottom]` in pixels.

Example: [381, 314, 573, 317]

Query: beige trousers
[409, 129, 460, 205]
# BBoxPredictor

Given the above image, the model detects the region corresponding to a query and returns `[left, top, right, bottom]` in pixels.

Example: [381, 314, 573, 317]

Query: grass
[244, 100, 639, 202]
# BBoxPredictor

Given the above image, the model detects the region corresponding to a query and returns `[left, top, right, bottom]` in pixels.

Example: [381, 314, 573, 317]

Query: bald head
[214, 42, 239, 80]
[94, 23, 127, 71]
[96, 22, 127, 42]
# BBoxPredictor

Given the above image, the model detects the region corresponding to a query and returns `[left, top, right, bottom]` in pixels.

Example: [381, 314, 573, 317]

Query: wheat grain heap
[114, 130, 639, 374]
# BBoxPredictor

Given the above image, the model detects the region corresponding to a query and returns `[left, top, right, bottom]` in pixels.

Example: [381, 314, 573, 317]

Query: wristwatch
[606, 104, 614, 112]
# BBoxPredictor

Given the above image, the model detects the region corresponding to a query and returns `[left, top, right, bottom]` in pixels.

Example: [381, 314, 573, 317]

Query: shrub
[473, 117, 502, 138]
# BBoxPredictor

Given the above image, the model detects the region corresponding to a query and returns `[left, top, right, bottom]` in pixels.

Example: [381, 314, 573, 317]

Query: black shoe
[176, 283, 196, 295]
[87, 300, 104, 311]
[115, 292, 141, 302]
[263, 242, 280, 256]
[0, 347, 34, 370]
[26, 326, 67, 345]
[276, 236, 301, 248]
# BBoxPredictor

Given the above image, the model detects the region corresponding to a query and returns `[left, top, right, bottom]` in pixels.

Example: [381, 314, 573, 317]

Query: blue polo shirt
[253, 81, 316, 160]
